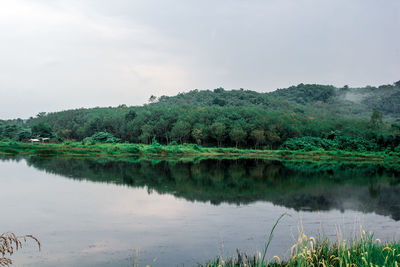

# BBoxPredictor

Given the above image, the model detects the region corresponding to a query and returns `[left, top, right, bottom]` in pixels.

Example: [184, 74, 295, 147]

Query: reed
[203, 222, 400, 267]
[0, 233, 40, 266]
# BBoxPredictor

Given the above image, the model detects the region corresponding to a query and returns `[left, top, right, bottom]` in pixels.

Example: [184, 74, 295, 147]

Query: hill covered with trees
[1, 81, 400, 152]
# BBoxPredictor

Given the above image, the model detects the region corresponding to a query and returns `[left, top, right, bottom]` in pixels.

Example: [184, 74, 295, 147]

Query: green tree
[2, 125, 18, 139]
[251, 129, 265, 149]
[171, 121, 191, 144]
[36, 112, 46, 118]
[139, 124, 153, 144]
[192, 128, 205, 145]
[230, 126, 246, 148]
[265, 125, 281, 149]
[31, 123, 54, 138]
[125, 110, 136, 121]
[370, 110, 383, 129]
[210, 122, 226, 147]
[16, 128, 32, 141]
[148, 95, 157, 103]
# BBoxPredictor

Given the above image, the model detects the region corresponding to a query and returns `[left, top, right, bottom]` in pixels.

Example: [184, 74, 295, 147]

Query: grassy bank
[203, 234, 400, 267]
[0, 141, 399, 163]
[203, 215, 400, 267]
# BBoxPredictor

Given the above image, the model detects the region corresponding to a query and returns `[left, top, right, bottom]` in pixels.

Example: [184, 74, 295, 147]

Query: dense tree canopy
[1, 81, 399, 151]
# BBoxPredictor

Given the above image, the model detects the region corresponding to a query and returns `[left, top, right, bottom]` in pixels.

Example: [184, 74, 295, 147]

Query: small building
[29, 139, 40, 143]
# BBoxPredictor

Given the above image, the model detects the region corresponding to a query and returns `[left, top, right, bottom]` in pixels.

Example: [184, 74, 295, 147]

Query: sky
[0, 0, 399, 119]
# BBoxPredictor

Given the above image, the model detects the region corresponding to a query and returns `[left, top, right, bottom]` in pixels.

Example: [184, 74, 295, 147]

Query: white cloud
[0, 0, 399, 119]
[0, 0, 190, 118]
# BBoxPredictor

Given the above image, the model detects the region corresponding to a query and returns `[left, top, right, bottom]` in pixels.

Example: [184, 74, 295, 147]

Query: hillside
[154, 81, 400, 118]
[1, 81, 400, 151]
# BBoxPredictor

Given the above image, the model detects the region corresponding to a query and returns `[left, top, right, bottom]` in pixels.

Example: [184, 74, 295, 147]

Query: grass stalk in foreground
[0, 233, 40, 266]
[202, 222, 400, 267]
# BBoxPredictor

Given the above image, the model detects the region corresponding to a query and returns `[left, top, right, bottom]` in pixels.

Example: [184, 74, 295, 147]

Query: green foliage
[169, 140, 178, 146]
[251, 129, 266, 149]
[280, 136, 379, 152]
[90, 131, 121, 143]
[205, 233, 400, 267]
[31, 122, 54, 138]
[16, 128, 32, 141]
[192, 127, 205, 145]
[272, 83, 336, 104]
[0, 80, 396, 151]
[210, 122, 226, 147]
[171, 121, 191, 144]
[82, 137, 96, 145]
[230, 126, 247, 148]
[370, 109, 383, 128]
[126, 144, 141, 154]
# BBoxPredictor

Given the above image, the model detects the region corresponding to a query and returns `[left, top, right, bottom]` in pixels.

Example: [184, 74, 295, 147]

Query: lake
[1, 155, 400, 266]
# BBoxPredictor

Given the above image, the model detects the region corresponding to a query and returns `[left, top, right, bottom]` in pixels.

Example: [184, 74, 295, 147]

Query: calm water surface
[1, 156, 400, 266]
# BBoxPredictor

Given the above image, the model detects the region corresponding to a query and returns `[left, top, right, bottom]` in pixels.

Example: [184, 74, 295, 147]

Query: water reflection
[1, 155, 400, 266]
[6, 155, 400, 220]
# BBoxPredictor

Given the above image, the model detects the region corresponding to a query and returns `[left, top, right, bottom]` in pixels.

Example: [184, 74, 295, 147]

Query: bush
[82, 137, 95, 145]
[151, 137, 161, 146]
[146, 146, 164, 154]
[334, 136, 378, 152]
[90, 132, 121, 143]
[192, 144, 202, 151]
[126, 144, 141, 154]
[280, 136, 379, 152]
[280, 137, 336, 151]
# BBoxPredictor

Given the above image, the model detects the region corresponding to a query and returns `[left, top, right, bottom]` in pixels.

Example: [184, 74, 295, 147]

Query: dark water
[1, 155, 400, 266]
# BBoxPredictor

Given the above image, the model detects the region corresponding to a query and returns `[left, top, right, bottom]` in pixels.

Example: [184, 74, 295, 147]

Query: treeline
[1, 81, 399, 151]
[155, 81, 400, 118]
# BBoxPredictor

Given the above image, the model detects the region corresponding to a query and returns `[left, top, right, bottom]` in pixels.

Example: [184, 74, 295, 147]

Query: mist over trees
[1, 81, 400, 151]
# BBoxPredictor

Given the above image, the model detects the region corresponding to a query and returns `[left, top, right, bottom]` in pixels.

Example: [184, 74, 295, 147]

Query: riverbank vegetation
[204, 232, 400, 266]
[0, 141, 399, 163]
[1, 81, 400, 153]
[203, 214, 400, 267]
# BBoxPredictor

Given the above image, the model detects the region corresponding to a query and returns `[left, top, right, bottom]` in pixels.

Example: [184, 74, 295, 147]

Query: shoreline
[0, 141, 399, 164]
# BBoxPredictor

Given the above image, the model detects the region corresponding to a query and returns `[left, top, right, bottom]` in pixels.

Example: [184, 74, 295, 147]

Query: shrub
[90, 132, 121, 143]
[82, 137, 95, 145]
[146, 146, 164, 154]
[126, 144, 141, 154]
[192, 144, 202, 151]
[151, 137, 161, 146]
[280, 136, 379, 152]
[280, 137, 336, 151]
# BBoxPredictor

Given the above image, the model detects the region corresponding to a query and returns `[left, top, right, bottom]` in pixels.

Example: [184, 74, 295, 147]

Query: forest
[1, 81, 400, 152]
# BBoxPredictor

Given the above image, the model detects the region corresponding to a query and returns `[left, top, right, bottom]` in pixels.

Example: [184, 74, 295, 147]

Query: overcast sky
[0, 0, 399, 119]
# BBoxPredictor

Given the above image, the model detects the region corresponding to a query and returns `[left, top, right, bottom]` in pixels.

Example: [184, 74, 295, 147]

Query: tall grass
[202, 220, 400, 267]
[0, 233, 40, 266]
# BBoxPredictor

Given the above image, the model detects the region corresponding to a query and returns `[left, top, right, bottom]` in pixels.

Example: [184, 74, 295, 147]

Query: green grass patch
[0, 141, 399, 164]
[202, 215, 400, 267]
[203, 234, 400, 267]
